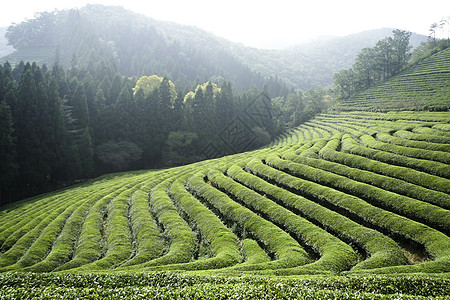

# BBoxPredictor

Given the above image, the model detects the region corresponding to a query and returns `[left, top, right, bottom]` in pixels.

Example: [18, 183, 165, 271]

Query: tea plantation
[1, 50, 450, 299]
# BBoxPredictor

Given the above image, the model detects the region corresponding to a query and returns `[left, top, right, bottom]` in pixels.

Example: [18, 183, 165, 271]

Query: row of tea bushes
[186, 172, 311, 271]
[1, 272, 449, 299]
[207, 169, 357, 274]
[242, 159, 408, 271]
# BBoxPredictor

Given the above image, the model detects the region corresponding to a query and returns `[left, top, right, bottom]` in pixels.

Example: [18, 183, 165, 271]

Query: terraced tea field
[337, 47, 450, 111]
[1, 110, 449, 298]
[0, 110, 449, 275]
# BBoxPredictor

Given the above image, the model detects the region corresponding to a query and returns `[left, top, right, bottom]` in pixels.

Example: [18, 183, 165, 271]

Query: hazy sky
[1, 0, 450, 48]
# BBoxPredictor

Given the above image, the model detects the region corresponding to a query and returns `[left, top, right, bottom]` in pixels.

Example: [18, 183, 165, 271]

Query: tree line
[0, 60, 326, 205]
[333, 30, 413, 99]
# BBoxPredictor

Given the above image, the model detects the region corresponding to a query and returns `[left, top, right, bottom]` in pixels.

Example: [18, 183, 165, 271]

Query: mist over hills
[0, 27, 13, 58]
[0, 5, 428, 92]
[230, 29, 428, 89]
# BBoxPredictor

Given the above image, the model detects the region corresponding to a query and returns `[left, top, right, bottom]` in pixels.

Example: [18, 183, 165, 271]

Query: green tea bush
[395, 129, 450, 144]
[54, 182, 136, 271]
[21, 190, 113, 272]
[240, 239, 271, 265]
[0, 194, 65, 248]
[360, 134, 450, 165]
[119, 187, 164, 267]
[246, 158, 450, 273]
[0, 272, 449, 299]
[74, 187, 137, 271]
[0, 192, 86, 271]
[130, 178, 197, 268]
[155, 174, 242, 270]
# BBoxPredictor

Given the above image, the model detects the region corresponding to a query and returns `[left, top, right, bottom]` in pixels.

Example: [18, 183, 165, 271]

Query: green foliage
[229, 162, 408, 271]
[160, 175, 242, 270]
[303, 137, 450, 209]
[342, 134, 450, 181]
[131, 179, 197, 268]
[0, 99, 18, 202]
[267, 155, 450, 233]
[0, 7, 450, 293]
[0, 59, 291, 203]
[120, 186, 165, 267]
[0, 192, 83, 271]
[241, 239, 271, 265]
[5, 11, 59, 49]
[0, 27, 13, 57]
[0, 273, 449, 299]
[95, 140, 143, 172]
[133, 75, 177, 101]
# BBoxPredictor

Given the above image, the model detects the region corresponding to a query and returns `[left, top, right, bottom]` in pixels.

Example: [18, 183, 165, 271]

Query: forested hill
[0, 5, 288, 96]
[0, 5, 427, 92]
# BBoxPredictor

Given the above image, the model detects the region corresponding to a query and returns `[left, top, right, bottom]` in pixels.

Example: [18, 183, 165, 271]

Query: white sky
[1, 0, 450, 49]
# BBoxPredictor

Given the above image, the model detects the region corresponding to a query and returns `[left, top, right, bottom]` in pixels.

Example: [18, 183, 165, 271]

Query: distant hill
[336, 46, 450, 111]
[0, 5, 428, 92]
[229, 29, 428, 90]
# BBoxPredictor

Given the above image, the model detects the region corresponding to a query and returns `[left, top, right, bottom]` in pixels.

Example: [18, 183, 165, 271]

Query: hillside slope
[0, 5, 282, 94]
[337, 46, 450, 111]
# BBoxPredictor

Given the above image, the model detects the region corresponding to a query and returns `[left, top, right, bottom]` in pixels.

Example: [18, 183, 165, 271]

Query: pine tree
[0, 99, 18, 204]
[41, 75, 67, 186]
[65, 78, 94, 179]
[14, 65, 44, 196]
[216, 81, 235, 126]
[108, 73, 122, 105]
[157, 77, 174, 133]
[69, 80, 90, 129]
[78, 127, 94, 177]
[114, 81, 135, 140]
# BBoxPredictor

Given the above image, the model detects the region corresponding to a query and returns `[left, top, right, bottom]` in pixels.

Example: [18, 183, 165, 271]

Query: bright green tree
[133, 75, 177, 100]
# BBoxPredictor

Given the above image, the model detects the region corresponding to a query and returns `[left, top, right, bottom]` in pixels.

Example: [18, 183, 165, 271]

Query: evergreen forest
[0, 61, 328, 204]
